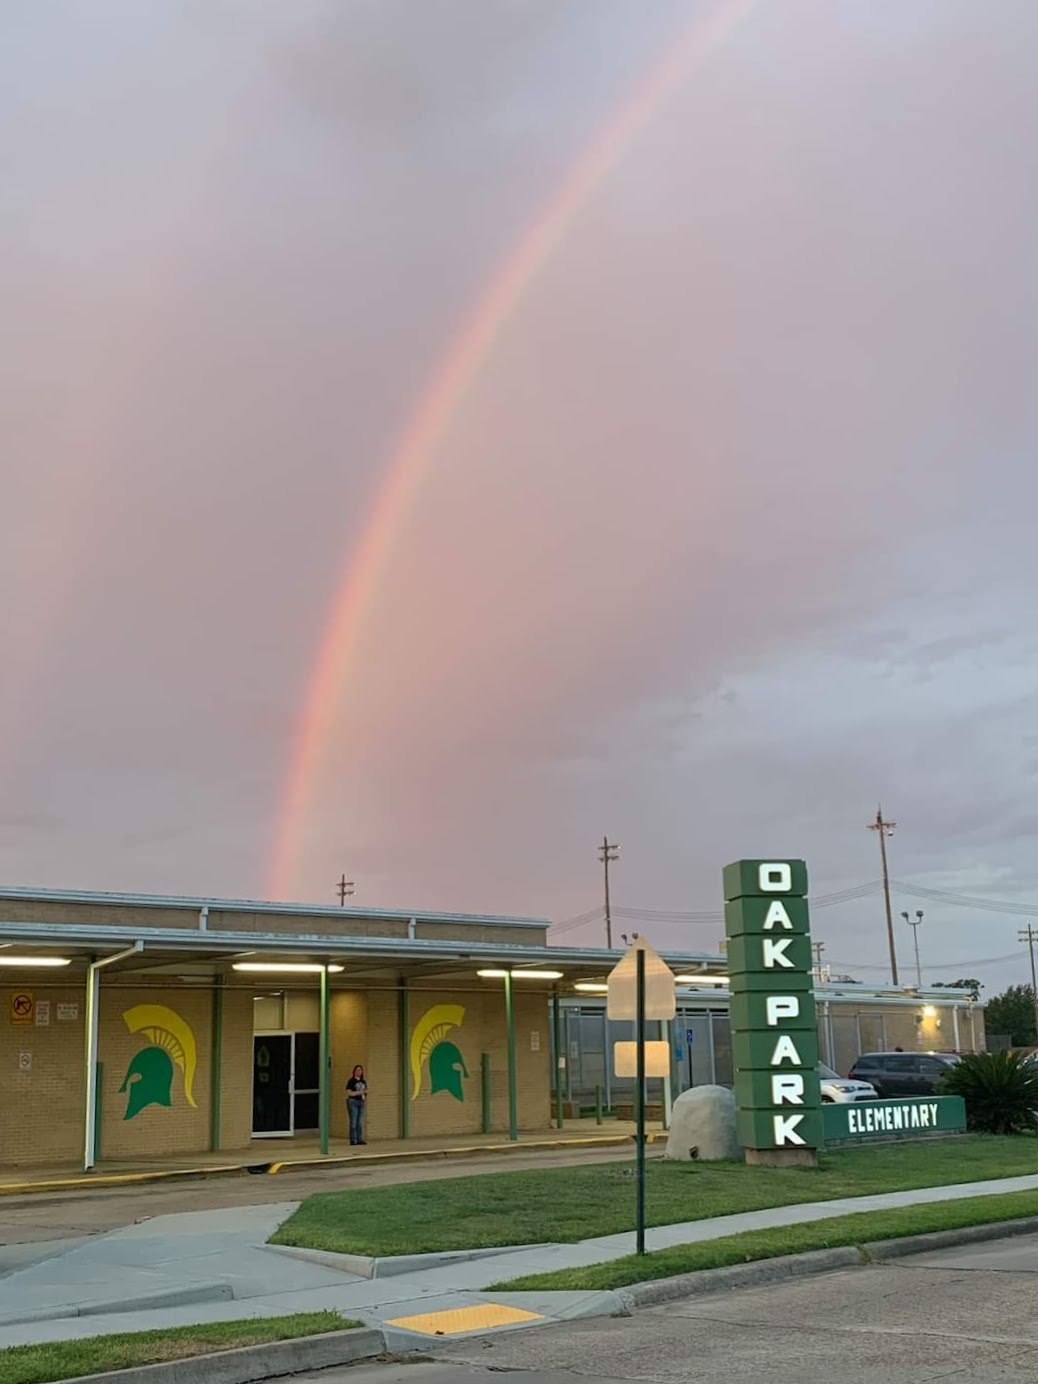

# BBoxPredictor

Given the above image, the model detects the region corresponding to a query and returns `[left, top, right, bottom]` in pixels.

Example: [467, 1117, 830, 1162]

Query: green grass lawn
[270, 1134, 1038, 1257]
[490, 1189, 1038, 1292]
[0, 1312, 360, 1384]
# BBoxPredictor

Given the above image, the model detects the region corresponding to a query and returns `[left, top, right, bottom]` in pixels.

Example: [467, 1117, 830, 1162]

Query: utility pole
[901, 910, 924, 987]
[336, 874, 355, 906]
[598, 837, 620, 949]
[1018, 925, 1038, 1042]
[811, 940, 826, 980]
[867, 806, 899, 985]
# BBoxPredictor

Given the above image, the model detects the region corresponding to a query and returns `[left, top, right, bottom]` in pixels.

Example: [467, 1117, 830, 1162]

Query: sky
[4, 0, 1038, 995]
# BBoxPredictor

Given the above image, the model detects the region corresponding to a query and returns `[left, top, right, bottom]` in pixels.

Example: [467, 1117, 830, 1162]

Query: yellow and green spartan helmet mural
[119, 1005, 198, 1120]
[410, 1004, 468, 1102]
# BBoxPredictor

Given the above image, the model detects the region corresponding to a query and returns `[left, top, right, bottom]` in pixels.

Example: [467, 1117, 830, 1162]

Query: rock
[666, 1084, 741, 1161]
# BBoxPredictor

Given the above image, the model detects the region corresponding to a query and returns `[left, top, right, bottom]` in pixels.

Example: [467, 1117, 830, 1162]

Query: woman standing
[346, 1064, 367, 1145]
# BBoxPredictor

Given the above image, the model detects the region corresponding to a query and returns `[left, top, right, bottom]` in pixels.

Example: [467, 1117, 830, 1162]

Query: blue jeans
[347, 1097, 365, 1143]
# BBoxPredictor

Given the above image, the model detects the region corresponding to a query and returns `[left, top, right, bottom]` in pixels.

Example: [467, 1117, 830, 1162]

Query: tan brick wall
[330, 991, 368, 1140]
[0, 985, 86, 1165]
[216, 989, 254, 1152]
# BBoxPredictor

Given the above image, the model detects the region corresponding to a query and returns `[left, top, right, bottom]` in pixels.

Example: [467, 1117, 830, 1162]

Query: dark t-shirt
[346, 1077, 367, 1100]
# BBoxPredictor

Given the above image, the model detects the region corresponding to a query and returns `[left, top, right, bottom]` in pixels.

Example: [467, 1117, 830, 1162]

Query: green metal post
[481, 1052, 491, 1134]
[93, 1063, 103, 1165]
[398, 981, 410, 1139]
[319, 966, 330, 1155]
[595, 1084, 603, 1125]
[210, 979, 224, 1152]
[504, 973, 518, 1141]
[636, 945, 646, 1255]
[552, 991, 564, 1129]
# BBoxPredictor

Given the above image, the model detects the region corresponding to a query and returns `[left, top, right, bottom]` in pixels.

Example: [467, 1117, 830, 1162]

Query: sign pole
[636, 943, 646, 1255]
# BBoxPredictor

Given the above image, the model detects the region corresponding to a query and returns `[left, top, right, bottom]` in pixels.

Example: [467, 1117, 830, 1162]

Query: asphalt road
[307, 1231, 1038, 1383]
[0, 1144, 642, 1259]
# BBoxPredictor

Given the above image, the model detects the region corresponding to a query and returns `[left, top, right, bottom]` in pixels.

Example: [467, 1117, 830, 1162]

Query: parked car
[847, 1051, 958, 1098]
[818, 1062, 877, 1103]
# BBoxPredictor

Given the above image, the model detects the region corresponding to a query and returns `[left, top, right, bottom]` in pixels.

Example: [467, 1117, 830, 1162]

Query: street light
[900, 909, 924, 987]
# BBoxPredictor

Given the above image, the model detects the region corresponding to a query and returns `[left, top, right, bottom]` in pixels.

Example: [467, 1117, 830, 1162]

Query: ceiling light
[0, 956, 71, 968]
[477, 969, 563, 980]
[232, 963, 344, 974]
[674, 974, 729, 985]
[574, 982, 609, 993]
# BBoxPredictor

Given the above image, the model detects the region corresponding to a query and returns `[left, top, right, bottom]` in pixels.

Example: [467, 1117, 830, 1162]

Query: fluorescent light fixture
[477, 969, 564, 980]
[0, 956, 71, 968]
[923, 1004, 937, 1017]
[574, 982, 609, 993]
[675, 974, 729, 985]
[232, 963, 344, 974]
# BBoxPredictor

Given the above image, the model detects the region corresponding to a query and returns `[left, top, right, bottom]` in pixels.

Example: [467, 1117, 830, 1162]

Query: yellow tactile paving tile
[386, 1303, 542, 1336]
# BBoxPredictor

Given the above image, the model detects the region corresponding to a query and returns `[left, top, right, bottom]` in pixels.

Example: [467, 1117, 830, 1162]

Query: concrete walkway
[1, 1173, 1037, 1353]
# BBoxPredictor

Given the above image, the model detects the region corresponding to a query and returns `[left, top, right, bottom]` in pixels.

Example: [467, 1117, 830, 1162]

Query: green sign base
[823, 1096, 967, 1144]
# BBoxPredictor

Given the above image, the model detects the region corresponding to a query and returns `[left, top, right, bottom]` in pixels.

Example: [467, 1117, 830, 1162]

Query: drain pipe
[84, 942, 144, 1172]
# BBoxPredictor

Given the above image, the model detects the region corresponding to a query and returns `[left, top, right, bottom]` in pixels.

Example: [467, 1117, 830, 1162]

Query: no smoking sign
[10, 993, 34, 1026]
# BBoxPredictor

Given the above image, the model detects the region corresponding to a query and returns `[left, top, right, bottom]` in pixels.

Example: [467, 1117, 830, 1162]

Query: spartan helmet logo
[119, 1005, 198, 1121]
[428, 1039, 469, 1102]
[410, 1004, 467, 1103]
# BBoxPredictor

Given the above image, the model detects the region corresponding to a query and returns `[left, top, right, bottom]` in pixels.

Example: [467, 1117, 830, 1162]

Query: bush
[939, 1050, 1038, 1134]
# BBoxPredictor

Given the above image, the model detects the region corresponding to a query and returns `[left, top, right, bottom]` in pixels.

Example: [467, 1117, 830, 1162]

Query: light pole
[901, 909, 923, 987]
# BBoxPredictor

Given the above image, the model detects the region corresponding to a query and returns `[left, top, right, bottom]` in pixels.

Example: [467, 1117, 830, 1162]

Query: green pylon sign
[724, 860, 822, 1156]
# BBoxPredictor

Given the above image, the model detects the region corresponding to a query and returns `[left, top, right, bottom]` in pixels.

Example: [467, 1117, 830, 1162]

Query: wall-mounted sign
[724, 859, 822, 1160]
[57, 1004, 79, 1022]
[35, 1001, 51, 1027]
[18, 1052, 31, 1072]
[10, 993, 34, 1026]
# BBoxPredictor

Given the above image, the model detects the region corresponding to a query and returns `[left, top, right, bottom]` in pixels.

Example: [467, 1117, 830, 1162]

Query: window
[920, 1057, 950, 1076]
[853, 1055, 880, 1071]
[885, 1055, 918, 1073]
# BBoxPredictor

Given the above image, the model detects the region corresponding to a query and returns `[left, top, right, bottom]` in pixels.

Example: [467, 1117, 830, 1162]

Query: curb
[613, 1215, 1038, 1312]
[49, 1326, 386, 1384]
[616, 1246, 864, 1309]
[0, 1284, 235, 1330]
[265, 1239, 549, 1280]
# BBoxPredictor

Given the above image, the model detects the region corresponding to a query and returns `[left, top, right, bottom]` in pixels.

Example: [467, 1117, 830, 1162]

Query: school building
[0, 884, 982, 1170]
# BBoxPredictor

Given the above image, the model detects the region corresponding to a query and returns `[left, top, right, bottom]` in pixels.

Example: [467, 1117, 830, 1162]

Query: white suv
[819, 1061, 877, 1103]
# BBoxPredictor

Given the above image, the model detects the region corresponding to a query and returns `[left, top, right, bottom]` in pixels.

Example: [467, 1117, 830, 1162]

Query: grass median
[270, 1134, 1038, 1257]
[490, 1189, 1038, 1291]
[0, 1312, 360, 1384]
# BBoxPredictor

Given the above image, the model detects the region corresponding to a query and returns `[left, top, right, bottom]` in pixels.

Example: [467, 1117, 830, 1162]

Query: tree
[984, 985, 1036, 1046]
[933, 979, 982, 1002]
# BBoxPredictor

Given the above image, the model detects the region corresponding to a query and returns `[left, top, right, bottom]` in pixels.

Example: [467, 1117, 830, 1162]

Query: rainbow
[267, 0, 756, 900]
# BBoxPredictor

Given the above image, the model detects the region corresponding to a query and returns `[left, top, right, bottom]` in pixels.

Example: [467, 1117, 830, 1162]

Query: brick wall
[0, 985, 86, 1165]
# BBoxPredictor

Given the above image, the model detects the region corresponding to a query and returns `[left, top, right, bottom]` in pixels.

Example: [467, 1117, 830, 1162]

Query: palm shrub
[939, 1050, 1038, 1134]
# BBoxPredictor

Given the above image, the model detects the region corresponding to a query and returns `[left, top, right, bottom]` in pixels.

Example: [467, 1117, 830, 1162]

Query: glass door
[253, 1035, 293, 1137]
[292, 1032, 320, 1131]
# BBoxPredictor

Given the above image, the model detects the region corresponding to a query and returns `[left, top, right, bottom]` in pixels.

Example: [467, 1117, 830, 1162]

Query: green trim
[552, 992, 564, 1130]
[319, 967, 330, 1155]
[398, 982, 410, 1139]
[504, 973, 517, 1141]
[93, 1062, 103, 1164]
[481, 1052, 491, 1133]
[210, 980, 224, 1152]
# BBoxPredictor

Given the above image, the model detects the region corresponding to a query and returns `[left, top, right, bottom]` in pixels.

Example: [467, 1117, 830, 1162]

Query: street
[302, 1231, 1038, 1383]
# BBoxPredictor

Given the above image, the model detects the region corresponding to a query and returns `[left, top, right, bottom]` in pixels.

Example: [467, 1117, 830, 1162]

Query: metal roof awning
[0, 918, 728, 985]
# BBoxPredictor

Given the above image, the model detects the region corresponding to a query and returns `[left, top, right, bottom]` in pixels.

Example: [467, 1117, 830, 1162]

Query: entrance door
[292, 1032, 320, 1132]
[253, 1035, 293, 1137]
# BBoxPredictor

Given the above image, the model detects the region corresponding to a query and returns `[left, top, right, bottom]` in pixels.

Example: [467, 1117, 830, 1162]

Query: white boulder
[666, 1084, 741, 1161]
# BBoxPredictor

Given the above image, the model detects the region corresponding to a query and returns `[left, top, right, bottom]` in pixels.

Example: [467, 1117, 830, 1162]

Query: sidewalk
[2, 1172, 1037, 1352]
[0, 1121, 660, 1195]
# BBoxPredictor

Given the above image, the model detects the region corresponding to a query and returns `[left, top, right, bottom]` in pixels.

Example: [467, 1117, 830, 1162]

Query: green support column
[552, 991, 564, 1129]
[504, 972, 518, 1141]
[210, 978, 224, 1152]
[398, 980, 410, 1139]
[481, 1052, 491, 1133]
[319, 966, 330, 1156]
